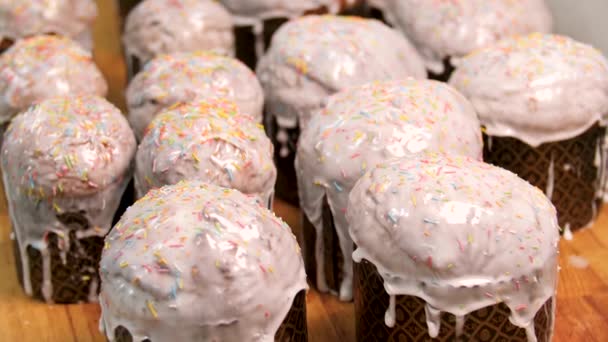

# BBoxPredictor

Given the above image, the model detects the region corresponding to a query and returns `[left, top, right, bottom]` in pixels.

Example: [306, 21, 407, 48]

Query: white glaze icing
[0, 0, 97, 49]
[296, 80, 482, 301]
[127, 52, 264, 141]
[347, 155, 560, 340]
[256, 15, 427, 134]
[123, 0, 235, 69]
[219, 0, 344, 26]
[563, 223, 573, 241]
[450, 33, 608, 147]
[135, 99, 276, 208]
[1, 95, 136, 302]
[223, 0, 357, 63]
[387, 0, 552, 73]
[598, 136, 608, 203]
[99, 181, 307, 341]
[568, 255, 589, 269]
[546, 154, 554, 200]
[0, 35, 108, 125]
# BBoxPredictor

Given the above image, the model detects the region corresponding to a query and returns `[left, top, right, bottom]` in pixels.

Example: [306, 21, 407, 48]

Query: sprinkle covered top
[296, 79, 482, 300]
[388, 0, 552, 73]
[2, 95, 136, 198]
[99, 181, 307, 341]
[0, 0, 97, 46]
[127, 51, 264, 140]
[450, 33, 608, 146]
[0, 35, 107, 124]
[348, 154, 559, 334]
[298, 79, 483, 204]
[257, 15, 426, 129]
[124, 0, 234, 66]
[135, 99, 276, 206]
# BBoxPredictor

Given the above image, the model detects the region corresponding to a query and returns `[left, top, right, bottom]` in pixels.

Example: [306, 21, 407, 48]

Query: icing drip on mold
[1, 96, 136, 303]
[545, 154, 554, 201]
[348, 155, 560, 341]
[563, 223, 573, 241]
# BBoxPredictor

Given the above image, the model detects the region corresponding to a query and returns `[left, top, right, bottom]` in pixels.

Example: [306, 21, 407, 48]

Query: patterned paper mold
[1, 95, 136, 303]
[296, 79, 482, 301]
[127, 51, 264, 141]
[0, 0, 97, 49]
[135, 99, 276, 207]
[0, 35, 107, 125]
[347, 154, 560, 341]
[123, 0, 234, 77]
[387, 0, 552, 74]
[99, 181, 308, 342]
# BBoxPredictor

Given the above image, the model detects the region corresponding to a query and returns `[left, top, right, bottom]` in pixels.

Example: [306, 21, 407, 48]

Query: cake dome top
[388, 0, 552, 73]
[135, 99, 276, 206]
[100, 181, 307, 341]
[2, 95, 135, 198]
[0, 35, 107, 123]
[450, 33, 608, 146]
[124, 0, 234, 65]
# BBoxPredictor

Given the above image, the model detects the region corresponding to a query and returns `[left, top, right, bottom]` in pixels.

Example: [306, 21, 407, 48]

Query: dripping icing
[563, 223, 573, 241]
[347, 156, 559, 341]
[385, 295, 396, 327]
[545, 154, 554, 200]
[425, 304, 441, 338]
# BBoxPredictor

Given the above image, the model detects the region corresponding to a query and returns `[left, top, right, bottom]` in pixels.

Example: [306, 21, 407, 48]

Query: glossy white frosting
[256, 15, 427, 133]
[0, 0, 97, 49]
[450, 33, 608, 147]
[126, 52, 264, 141]
[1, 95, 136, 302]
[135, 99, 276, 208]
[388, 0, 553, 73]
[296, 80, 483, 301]
[123, 0, 234, 68]
[347, 155, 560, 341]
[220, 0, 354, 63]
[0, 35, 108, 125]
[219, 0, 345, 25]
[99, 181, 307, 342]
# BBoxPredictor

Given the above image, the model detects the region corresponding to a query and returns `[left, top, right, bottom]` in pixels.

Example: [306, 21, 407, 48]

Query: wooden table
[0, 1, 607, 341]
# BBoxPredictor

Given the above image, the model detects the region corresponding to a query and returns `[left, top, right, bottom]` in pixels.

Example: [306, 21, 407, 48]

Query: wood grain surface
[0, 1, 606, 341]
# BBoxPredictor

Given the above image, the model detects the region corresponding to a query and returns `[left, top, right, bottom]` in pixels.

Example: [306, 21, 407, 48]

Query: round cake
[123, 0, 234, 78]
[1, 95, 136, 303]
[0, 35, 107, 127]
[386, 0, 552, 79]
[135, 99, 276, 207]
[450, 33, 608, 234]
[0, 0, 97, 50]
[297, 79, 482, 301]
[257, 14, 426, 205]
[126, 51, 264, 141]
[348, 154, 560, 341]
[99, 181, 308, 341]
